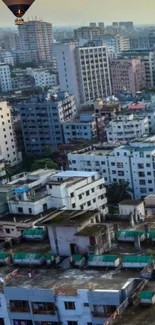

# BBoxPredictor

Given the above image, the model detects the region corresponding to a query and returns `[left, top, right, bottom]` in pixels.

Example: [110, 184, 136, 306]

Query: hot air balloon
[2, 0, 35, 25]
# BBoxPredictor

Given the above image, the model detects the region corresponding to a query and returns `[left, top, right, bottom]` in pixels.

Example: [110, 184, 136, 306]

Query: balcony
[92, 311, 111, 317]
[32, 302, 56, 315]
[9, 300, 30, 313]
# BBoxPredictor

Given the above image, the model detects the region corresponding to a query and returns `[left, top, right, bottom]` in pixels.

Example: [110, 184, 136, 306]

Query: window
[5, 228, 10, 234]
[146, 163, 151, 167]
[72, 203, 76, 208]
[70, 192, 74, 198]
[140, 188, 146, 193]
[18, 207, 23, 213]
[67, 322, 77, 325]
[84, 303, 89, 307]
[28, 208, 32, 214]
[87, 201, 91, 206]
[111, 162, 115, 166]
[86, 190, 89, 196]
[139, 180, 145, 185]
[148, 180, 152, 184]
[87, 323, 92, 325]
[147, 172, 151, 175]
[64, 302, 75, 310]
[79, 194, 82, 200]
[91, 188, 95, 192]
[146, 154, 150, 158]
[138, 163, 144, 169]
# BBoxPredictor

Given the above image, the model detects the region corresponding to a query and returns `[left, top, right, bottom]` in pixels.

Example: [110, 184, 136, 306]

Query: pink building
[110, 58, 146, 94]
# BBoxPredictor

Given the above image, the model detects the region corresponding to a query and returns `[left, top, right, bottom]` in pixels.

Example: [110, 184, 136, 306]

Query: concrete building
[0, 101, 22, 167]
[18, 20, 53, 62]
[98, 22, 105, 30]
[40, 209, 110, 255]
[18, 91, 76, 154]
[7, 169, 108, 215]
[0, 50, 14, 66]
[26, 68, 58, 89]
[105, 114, 149, 142]
[118, 199, 145, 219]
[53, 42, 111, 107]
[119, 37, 130, 51]
[62, 109, 104, 143]
[11, 68, 35, 90]
[120, 49, 155, 87]
[12, 49, 38, 64]
[74, 26, 103, 39]
[111, 58, 146, 94]
[0, 155, 6, 181]
[68, 136, 155, 199]
[0, 64, 12, 93]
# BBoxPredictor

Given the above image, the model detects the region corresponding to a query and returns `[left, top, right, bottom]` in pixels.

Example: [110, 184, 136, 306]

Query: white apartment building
[0, 64, 12, 93]
[53, 42, 112, 108]
[68, 136, 155, 199]
[0, 102, 22, 167]
[26, 67, 58, 88]
[0, 154, 6, 179]
[105, 114, 149, 142]
[7, 169, 108, 215]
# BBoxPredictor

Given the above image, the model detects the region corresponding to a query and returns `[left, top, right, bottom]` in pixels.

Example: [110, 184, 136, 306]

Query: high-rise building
[120, 49, 155, 87]
[74, 26, 103, 40]
[53, 42, 112, 108]
[18, 20, 53, 62]
[0, 101, 22, 167]
[98, 22, 105, 30]
[0, 64, 12, 93]
[110, 58, 146, 94]
[89, 22, 97, 27]
[18, 91, 76, 155]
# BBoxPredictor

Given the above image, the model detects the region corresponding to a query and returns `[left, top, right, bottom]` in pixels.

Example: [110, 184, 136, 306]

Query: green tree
[43, 145, 52, 158]
[31, 158, 58, 171]
[106, 181, 133, 205]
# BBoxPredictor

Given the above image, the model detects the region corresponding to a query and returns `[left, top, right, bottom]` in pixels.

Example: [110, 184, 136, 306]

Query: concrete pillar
[114, 224, 119, 240]
[144, 223, 149, 239]
[134, 208, 138, 224]
[134, 234, 141, 251]
[130, 212, 135, 228]
[107, 225, 111, 249]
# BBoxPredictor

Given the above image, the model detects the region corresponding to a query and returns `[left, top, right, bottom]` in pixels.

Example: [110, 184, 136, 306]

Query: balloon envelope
[2, 0, 35, 17]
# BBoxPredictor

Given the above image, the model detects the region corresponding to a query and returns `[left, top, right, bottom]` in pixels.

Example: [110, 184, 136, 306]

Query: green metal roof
[72, 254, 83, 262]
[122, 255, 153, 263]
[148, 231, 155, 239]
[88, 255, 119, 262]
[117, 230, 144, 238]
[23, 228, 45, 236]
[139, 291, 154, 300]
[13, 252, 43, 260]
[46, 253, 57, 260]
[0, 252, 9, 260]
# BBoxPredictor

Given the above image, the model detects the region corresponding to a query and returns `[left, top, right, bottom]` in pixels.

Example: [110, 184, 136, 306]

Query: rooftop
[128, 104, 146, 110]
[75, 224, 107, 236]
[4, 265, 141, 291]
[37, 210, 99, 226]
[54, 170, 98, 178]
[119, 200, 143, 206]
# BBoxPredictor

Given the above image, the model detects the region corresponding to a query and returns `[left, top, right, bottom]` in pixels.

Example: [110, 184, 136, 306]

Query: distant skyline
[1, 0, 155, 26]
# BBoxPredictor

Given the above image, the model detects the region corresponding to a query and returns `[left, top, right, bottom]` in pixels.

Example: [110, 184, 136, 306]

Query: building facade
[0, 64, 12, 93]
[7, 170, 108, 215]
[105, 114, 149, 142]
[74, 26, 103, 39]
[26, 68, 58, 89]
[18, 20, 53, 62]
[0, 101, 22, 167]
[68, 136, 155, 199]
[111, 58, 146, 94]
[53, 42, 112, 107]
[18, 91, 76, 154]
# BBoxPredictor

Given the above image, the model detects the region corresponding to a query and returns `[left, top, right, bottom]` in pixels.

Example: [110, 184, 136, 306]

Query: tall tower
[18, 19, 53, 62]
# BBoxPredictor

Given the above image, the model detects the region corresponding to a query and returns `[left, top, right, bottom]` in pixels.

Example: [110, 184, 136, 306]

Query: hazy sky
[1, 0, 155, 26]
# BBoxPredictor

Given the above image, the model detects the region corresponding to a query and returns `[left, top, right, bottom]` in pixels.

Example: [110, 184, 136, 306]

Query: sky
[1, 0, 155, 27]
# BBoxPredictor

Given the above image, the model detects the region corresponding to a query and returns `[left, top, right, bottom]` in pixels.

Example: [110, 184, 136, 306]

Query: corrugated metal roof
[88, 255, 119, 262]
[13, 252, 43, 260]
[23, 228, 45, 236]
[148, 231, 155, 239]
[0, 252, 9, 260]
[122, 255, 152, 263]
[117, 230, 144, 238]
[139, 291, 154, 300]
[72, 255, 83, 262]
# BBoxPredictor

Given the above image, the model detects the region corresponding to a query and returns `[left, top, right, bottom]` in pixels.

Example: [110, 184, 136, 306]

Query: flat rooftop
[76, 224, 107, 236]
[119, 200, 143, 206]
[4, 265, 141, 291]
[38, 210, 99, 226]
[54, 170, 98, 178]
